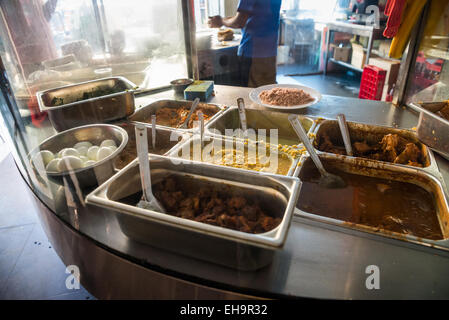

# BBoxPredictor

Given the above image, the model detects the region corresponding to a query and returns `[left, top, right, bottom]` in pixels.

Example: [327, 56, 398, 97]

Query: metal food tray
[205, 107, 315, 145]
[294, 153, 449, 251]
[408, 102, 449, 160]
[129, 99, 225, 132]
[37, 76, 137, 132]
[113, 121, 190, 171]
[312, 119, 437, 173]
[85, 155, 301, 270]
[168, 134, 301, 176]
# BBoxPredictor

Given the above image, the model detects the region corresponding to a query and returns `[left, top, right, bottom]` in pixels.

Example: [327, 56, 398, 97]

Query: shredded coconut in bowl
[259, 87, 315, 106]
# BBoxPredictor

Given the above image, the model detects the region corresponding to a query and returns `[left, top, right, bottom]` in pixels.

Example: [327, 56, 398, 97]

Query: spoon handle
[135, 124, 153, 202]
[198, 111, 204, 149]
[237, 98, 248, 133]
[151, 115, 156, 150]
[182, 97, 200, 129]
[337, 114, 353, 156]
[288, 114, 327, 177]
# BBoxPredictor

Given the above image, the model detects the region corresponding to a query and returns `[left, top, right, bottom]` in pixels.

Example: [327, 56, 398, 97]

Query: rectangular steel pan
[294, 153, 449, 250]
[205, 107, 315, 146]
[37, 76, 137, 132]
[409, 102, 449, 161]
[129, 99, 225, 133]
[168, 134, 302, 176]
[112, 121, 190, 171]
[86, 155, 301, 270]
[313, 119, 436, 172]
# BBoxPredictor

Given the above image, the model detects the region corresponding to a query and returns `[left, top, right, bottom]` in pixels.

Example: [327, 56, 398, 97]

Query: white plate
[249, 84, 321, 110]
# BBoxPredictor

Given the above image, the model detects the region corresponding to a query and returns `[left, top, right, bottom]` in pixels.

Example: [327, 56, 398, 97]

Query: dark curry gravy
[297, 163, 443, 240]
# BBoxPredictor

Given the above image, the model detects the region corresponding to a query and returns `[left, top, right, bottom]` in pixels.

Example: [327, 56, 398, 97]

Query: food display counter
[2, 0, 449, 301]
[7, 84, 449, 299]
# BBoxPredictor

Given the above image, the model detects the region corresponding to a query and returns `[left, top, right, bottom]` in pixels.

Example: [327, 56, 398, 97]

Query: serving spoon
[135, 124, 166, 213]
[288, 114, 346, 189]
[180, 97, 200, 129]
[336, 113, 353, 156]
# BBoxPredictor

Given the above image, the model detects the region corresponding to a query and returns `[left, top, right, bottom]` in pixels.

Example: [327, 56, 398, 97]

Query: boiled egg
[87, 146, 100, 160]
[45, 158, 61, 172]
[58, 156, 83, 171]
[74, 141, 93, 149]
[34, 150, 55, 166]
[100, 139, 116, 148]
[97, 146, 113, 161]
[61, 148, 80, 158]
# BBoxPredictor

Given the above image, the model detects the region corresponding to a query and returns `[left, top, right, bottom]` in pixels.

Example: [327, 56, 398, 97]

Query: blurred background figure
[208, 0, 282, 87]
[0, 0, 58, 77]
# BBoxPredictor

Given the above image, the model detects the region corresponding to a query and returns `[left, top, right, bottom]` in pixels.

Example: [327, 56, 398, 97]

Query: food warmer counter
[22, 85, 449, 299]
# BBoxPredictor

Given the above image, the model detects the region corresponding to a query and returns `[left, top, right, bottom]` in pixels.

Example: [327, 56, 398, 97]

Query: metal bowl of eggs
[28, 124, 128, 188]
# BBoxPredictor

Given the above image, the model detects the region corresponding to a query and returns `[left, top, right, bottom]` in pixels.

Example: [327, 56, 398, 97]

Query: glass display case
[2, 0, 449, 300]
[404, 0, 449, 104]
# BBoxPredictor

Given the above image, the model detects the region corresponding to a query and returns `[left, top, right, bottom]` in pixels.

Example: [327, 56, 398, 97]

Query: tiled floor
[0, 144, 96, 300]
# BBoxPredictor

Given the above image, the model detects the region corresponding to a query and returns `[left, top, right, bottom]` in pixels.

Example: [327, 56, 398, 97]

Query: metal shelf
[328, 58, 363, 72]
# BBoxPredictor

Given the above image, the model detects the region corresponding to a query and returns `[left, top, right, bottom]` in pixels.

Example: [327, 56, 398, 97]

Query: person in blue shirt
[208, 0, 282, 87]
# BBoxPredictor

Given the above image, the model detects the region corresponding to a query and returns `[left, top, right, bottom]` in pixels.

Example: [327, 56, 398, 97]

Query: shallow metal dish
[295, 154, 449, 250]
[205, 107, 314, 146]
[86, 155, 300, 270]
[37, 76, 137, 132]
[313, 119, 434, 170]
[29, 124, 128, 188]
[129, 99, 224, 132]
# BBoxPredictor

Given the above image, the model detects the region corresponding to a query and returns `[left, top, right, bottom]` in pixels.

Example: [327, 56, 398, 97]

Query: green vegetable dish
[50, 83, 128, 107]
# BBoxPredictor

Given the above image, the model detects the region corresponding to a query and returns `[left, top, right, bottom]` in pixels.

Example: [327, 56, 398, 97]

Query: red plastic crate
[359, 65, 387, 100]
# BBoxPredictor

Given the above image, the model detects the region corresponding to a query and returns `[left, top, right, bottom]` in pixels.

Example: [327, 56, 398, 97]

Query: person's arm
[208, 11, 249, 29]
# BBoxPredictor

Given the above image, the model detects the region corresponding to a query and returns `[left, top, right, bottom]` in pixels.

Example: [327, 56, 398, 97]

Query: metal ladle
[288, 114, 346, 189]
[135, 124, 166, 212]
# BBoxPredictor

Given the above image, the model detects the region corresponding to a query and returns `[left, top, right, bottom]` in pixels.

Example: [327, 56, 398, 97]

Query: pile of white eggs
[33, 139, 118, 172]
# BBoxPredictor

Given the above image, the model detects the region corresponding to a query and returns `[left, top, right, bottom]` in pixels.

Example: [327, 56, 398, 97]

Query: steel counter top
[47, 85, 449, 299]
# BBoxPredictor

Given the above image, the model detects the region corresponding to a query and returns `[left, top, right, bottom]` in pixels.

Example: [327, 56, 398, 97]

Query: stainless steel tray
[294, 153, 449, 250]
[86, 155, 301, 270]
[205, 107, 315, 146]
[112, 121, 189, 170]
[312, 119, 436, 172]
[409, 102, 449, 160]
[168, 134, 301, 176]
[129, 99, 225, 132]
[37, 76, 137, 132]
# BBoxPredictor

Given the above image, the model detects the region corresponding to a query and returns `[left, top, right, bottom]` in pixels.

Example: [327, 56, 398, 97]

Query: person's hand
[208, 15, 223, 28]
